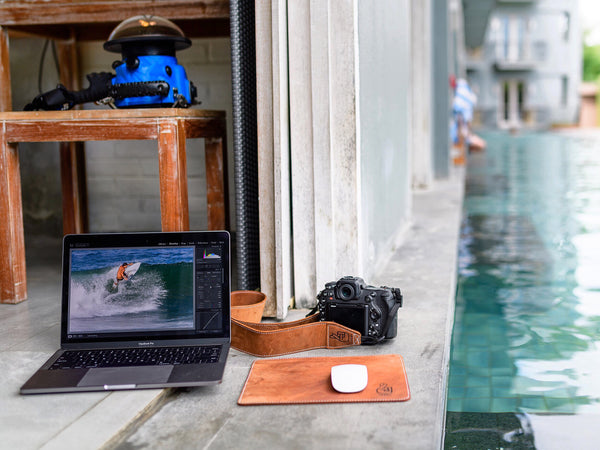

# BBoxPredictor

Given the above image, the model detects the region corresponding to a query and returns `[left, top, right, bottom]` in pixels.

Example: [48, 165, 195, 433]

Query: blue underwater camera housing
[110, 54, 195, 108]
[104, 15, 197, 108]
[24, 15, 197, 111]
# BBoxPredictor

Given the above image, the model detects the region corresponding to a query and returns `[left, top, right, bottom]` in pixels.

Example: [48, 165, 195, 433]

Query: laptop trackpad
[78, 365, 174, 388]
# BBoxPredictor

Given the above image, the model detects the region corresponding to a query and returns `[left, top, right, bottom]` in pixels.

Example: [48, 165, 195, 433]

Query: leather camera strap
[231, 291, 362, 357]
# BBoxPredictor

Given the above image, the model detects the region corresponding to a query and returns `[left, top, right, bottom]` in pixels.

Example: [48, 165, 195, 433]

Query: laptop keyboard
[49, 345, 222, 370]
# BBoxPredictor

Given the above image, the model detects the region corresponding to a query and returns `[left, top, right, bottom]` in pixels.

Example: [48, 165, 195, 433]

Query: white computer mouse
[330, 364, 368, 393]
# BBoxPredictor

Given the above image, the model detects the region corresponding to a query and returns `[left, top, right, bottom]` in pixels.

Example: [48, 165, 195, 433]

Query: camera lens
[339, 284, 355, 300]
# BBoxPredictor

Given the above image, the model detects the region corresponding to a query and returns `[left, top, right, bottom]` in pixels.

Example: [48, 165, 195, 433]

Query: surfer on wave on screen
[114, 262, 134, 287]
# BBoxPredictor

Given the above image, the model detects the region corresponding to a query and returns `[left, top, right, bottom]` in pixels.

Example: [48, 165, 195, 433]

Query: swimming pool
[445, 131, 600, 446]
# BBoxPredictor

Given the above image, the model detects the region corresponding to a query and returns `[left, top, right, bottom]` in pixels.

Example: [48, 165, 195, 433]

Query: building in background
[464, 0, 581, 130]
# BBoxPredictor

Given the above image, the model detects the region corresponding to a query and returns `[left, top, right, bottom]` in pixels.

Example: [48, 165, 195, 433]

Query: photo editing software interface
[65, 235, 229, 341]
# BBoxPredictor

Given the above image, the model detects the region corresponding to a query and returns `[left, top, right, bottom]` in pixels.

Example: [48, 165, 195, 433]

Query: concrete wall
[11, 35, 233, 236]
[357, 0, 412, 276]
[255, 0, 443, 315]
[411, 0, 434, 189]
[432, 0, 451, 178]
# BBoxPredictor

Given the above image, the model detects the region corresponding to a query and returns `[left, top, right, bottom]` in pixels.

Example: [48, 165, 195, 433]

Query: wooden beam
[0, 1, 230, 26]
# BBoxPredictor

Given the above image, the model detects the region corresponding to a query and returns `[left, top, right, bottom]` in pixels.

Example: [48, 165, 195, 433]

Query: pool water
[445, 131, 600, 446]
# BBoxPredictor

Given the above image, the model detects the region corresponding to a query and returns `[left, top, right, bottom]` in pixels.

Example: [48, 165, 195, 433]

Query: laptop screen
[60, 232, 230, 345]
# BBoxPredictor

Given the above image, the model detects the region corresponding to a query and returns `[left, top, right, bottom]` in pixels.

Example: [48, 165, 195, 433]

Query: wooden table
[0, 108, 229, 304]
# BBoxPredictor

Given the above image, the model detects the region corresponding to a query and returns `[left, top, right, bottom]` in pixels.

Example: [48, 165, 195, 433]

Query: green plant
[582, 42, 600, 82]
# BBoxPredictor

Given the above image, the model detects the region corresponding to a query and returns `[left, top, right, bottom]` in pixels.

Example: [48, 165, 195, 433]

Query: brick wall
[12, 36, 233, 236]
[79, 38, 234, 232]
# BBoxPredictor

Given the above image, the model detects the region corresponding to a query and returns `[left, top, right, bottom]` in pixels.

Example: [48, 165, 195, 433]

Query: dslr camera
[313, 276, 403, 344]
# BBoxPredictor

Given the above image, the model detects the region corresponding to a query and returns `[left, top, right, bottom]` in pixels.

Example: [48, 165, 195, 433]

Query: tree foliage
[583, 44, 600, 81]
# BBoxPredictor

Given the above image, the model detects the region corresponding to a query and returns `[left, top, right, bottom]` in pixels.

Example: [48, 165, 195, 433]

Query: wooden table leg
[158, 119, 189, 231]
[0, 27, 11, 110]
[60, 142, 88, 234]
[57, 36, 88, 235]
[205, 136, 230, 230]
[0, 136, 27, 303]
[0, 26, 26, 303]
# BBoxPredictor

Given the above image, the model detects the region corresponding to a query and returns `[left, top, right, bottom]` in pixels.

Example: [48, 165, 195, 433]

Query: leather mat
[238, 354, 410, 405]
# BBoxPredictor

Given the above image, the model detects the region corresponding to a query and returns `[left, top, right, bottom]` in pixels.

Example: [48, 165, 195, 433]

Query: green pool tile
[450, 348, 467, 361]
[491, 397, 518, 412]
[448, 375, 467, 388]
[490, 376, 513, 388]
[490, 366, 513, 377]
[518, 396, 547, 412]
[486, 315, 509, 329]
[465, 386, 491, 398]
[463, 397, 492, 412]
[467, 350, 490, 368]
[492, 386, 514, 398]
[488, 342, 510, 352]
[466, 365, 491, 377]
[490, 351, 512, 368]
[465, 375, 490, 387]
[531, 342, 562, 360]
[449, 365, 467, 377]
[507, 347, 539, 359]
[446, 397, 463, 412]
[465, 334, 489, 348]
[448, 387, 466, 399]
[463, 314, 488, 326]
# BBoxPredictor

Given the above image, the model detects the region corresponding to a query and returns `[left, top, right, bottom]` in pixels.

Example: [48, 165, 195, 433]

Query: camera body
[315, 276, 403, 344]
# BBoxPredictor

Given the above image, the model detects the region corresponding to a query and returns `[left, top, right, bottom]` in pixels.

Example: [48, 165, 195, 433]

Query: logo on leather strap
[329, 330, 360, 345]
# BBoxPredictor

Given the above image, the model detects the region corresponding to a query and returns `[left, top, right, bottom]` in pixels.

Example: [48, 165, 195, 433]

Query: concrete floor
[0, 170, 464, 450]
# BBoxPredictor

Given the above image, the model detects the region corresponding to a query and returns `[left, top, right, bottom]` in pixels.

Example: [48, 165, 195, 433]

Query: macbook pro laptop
[21, 231, 231, 394]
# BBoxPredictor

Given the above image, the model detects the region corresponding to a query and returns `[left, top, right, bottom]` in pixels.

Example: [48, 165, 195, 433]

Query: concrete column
[411, 0, 434, 189]
[310, 0, 335, 292]
[329, 0, 360, 281]
[256, 0, 292, 318]
[432, 0, 451, 178]
[288, 0, 317, 306]
[257, 0, 416, 311]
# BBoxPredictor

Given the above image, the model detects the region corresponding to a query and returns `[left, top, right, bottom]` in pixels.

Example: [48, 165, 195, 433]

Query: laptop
[20, 231, 231, 394]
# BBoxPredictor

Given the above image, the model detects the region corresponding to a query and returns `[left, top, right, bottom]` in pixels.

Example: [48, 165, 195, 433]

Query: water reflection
[447, 131, 600, 414]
